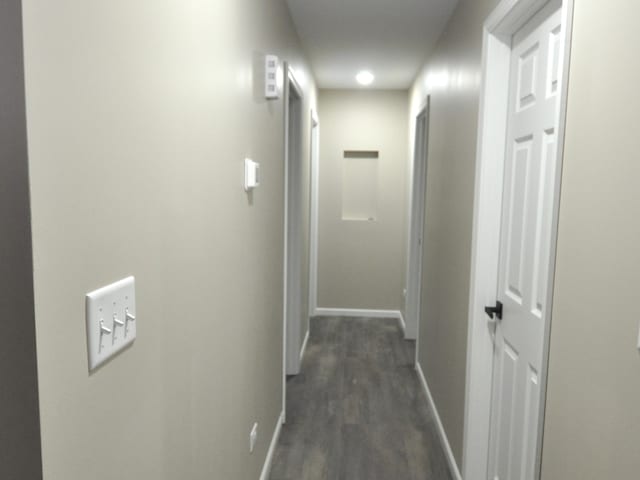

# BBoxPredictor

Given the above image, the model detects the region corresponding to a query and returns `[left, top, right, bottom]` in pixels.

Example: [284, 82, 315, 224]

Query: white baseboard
[397, 311, 406, 334]
[314, 307, 401, 318]
[259, 411, 284, 480]
[416, 362, 463, 480]
[299, 328, 310, 363]
[314, 308, 406, 333]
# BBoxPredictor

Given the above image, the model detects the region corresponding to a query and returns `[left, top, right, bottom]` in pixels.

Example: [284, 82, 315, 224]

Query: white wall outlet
[249, 422, 258, 453]
[403, 288, 407, 298]
[85, 276, 136, 371]
[265, 54, 279, 99]
[244, 158, 260, 191]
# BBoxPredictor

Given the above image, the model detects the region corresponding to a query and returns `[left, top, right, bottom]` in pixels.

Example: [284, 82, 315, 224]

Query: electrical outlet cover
[249, 423, 258, 453]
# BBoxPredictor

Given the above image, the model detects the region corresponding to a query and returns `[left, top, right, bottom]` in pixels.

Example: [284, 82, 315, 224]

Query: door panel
[520, 364, 539, 479]
[531, 130, 556, 317]
[547, 26, 562, 96]
[505, 136, 533, 305]
[494, 341, 519, 479]
[516, 43, 539, 111]
[488, 2, 563, 479]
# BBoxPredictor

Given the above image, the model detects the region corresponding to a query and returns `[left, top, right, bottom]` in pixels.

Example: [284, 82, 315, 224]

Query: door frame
[308, 109, 320, 316]
[462, 0, 575, 478]
[405, 97, 430, 342]
[282, 64, 304, 421]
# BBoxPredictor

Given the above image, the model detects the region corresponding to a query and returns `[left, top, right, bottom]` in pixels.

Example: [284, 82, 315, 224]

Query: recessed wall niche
[341, 150, 379, 221]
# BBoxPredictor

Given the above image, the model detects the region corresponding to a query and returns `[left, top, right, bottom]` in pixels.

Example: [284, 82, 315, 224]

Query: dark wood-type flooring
[269, 316, 453, 480]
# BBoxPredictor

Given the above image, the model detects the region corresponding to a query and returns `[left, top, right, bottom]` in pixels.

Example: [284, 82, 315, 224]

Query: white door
[487, 2, 563, 478]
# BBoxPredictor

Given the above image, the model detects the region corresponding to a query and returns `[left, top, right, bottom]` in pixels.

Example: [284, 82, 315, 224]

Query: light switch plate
[86, 276, 136, 371]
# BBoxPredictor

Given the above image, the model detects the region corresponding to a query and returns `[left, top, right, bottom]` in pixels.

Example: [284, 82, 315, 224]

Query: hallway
[270, 317, 452, 480]
[3, 0, 639, 478]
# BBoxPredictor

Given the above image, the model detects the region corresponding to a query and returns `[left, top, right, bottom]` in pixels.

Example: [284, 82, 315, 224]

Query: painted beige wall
[541, 1, 640, 477]
[409, 0, 500, 469]
[21, 1, 316, 479]
[317, 89, 408, 311]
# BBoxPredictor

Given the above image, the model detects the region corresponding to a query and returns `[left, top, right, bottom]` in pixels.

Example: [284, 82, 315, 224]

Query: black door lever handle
[484, 301, 503, 320]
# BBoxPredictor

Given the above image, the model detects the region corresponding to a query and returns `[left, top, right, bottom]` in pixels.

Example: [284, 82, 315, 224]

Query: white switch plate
[85, 276, 136, 371]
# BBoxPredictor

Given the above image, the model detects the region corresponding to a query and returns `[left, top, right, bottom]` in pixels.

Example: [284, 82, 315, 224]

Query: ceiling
[286, 0, 460, 89]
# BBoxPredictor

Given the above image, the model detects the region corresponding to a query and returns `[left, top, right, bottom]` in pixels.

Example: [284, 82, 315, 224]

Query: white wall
[21, 1, 316, 478]
[541, 0, 640, 477]
[317, 89, 408, 312]
[411, 0, 640, 476]
[409, 0, 501, 468]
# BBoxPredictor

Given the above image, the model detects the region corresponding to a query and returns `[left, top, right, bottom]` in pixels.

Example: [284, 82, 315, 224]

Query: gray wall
[409, 0, 500, 469]
[317, 89, 408, 311]
[541, 0, 640, 477]
[412, 0, 640, 475]
[0, 0, 43, 478]
[21, 1, 316, 478]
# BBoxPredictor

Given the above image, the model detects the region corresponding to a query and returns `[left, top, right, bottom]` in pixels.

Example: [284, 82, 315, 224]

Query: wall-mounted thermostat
[245, 158, 260, 191]
[265, 55, 279, 99]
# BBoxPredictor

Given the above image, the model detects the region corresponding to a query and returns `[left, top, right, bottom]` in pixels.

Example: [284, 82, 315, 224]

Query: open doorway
[283, 65, 305, 394]
[308, 109, 320, 316]
[405, 98, 430, 343]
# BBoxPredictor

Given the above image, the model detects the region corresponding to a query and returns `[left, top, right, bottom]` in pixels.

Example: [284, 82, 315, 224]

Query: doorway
[405, 99, 430, 342]
[308, 110, 320, 316]
[283, 66, 305, 388]
[463, 0, 574, 478]
[487, 2, 563, 478]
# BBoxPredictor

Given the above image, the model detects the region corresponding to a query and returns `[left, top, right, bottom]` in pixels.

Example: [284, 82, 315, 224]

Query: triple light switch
[85, 276, 136, 371]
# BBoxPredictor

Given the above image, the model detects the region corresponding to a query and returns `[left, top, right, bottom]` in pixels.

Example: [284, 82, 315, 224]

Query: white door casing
[284, 66, 304, 385]
[488, 2, 563, 479]
[406, 100, 430, 341]
[308, 110, 320, 316]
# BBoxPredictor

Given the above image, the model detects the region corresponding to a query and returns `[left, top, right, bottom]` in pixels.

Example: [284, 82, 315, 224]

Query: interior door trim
[462, 0, 575, 478]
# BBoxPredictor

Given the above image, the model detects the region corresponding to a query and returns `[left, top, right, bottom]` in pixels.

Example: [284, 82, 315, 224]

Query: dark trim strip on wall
[0, 0, 44, 479]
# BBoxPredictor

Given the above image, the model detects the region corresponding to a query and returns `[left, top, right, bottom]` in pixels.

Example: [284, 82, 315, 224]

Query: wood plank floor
[269, 316, 453, 480]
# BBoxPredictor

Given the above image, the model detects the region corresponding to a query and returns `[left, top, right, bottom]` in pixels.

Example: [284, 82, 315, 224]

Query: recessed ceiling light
[356, 70, 375, 86]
